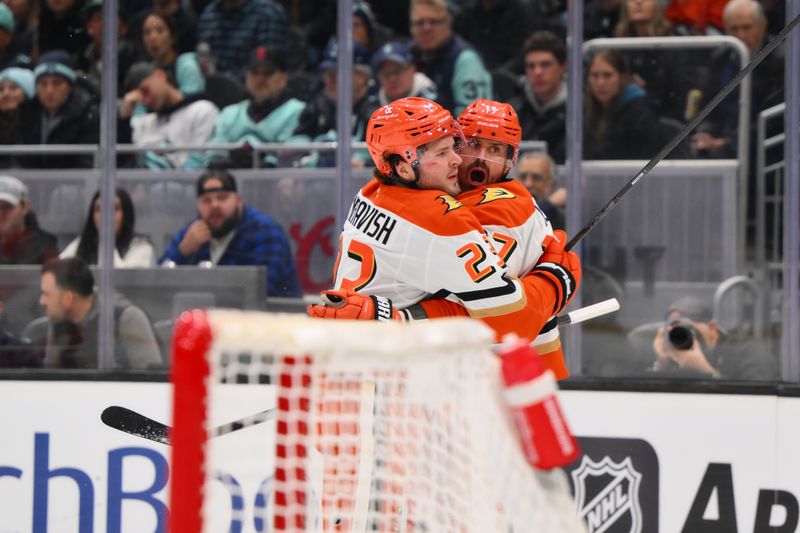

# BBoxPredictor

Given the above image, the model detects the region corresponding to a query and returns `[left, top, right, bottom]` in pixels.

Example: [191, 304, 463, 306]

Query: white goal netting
[169, 309, 586, 533]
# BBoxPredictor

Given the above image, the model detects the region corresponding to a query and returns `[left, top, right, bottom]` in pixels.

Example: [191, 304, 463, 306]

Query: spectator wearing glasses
[373, 41, 437, 106]
[515, 151, 566, 231]
[409, 0, 491, 115]
[510, 31, 568, 164]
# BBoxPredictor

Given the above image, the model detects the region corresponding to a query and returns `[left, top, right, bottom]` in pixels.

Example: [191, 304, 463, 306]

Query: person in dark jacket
[510, 31, 568, 163]
[0, 3, 32, 71]
[454, 0, 540, 73]
[37, 0, 90, 59]
[25, 257, 162, 369]
[0, 67, 36, 168]
[0, 175, 58, 265]
[409, 0, 492, 115]
[292, 40, 379, 168]
[76, 0, 143, 99]
[352, 1, 396, 59]
[583, 49, 659, 160]
[159, 169, 301, 297]
[18, 50, 99, 169]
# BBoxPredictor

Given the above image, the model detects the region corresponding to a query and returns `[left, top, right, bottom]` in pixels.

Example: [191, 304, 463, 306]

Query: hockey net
[169, 309, 586, 533]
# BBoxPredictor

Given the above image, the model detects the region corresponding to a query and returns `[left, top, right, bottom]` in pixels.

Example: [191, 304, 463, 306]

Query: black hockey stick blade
[101, 405, 276, 446]
[101, 405, 170, 445]
[565, 12, 800, 251]
[209, 408, 276, 438]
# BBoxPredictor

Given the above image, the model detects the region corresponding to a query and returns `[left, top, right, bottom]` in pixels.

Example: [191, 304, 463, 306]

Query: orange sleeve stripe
[361, 179, 484, 237]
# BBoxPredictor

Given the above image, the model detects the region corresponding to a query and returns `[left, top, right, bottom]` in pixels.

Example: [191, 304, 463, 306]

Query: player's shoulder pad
[365, 181, 483, 236]
[457, 180, 538, 227]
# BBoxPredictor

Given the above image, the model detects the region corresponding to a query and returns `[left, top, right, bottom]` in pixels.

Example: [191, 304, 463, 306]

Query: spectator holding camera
[651, 296, 777, 380]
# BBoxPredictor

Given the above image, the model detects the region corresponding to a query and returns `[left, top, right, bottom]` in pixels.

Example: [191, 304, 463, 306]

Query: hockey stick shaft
[556, 298, 620, 326]
[565, 12, 800, 251]
[101, 405, 275, 446]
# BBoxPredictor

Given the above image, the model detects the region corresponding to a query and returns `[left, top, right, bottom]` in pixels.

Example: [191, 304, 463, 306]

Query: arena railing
[583, 36, 751, 256]
[756, 102, 787, 336]
[0, 140, 549, 169]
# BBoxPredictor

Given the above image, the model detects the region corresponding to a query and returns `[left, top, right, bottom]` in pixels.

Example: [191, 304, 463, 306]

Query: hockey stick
[101, 405, 275, 446]
[565, 12, 800, 251]
[556, 297, 619, 326]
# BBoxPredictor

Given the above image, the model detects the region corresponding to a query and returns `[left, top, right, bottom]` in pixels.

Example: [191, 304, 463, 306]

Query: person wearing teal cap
[0, 67, 35, 167]
[16, 49, 99, 169]
[0, 3, 30, 71]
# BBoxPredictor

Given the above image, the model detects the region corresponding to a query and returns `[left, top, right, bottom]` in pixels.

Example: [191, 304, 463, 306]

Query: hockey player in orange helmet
[415, 97, 578, 379]
[310, 97, 581, 380]
[456, 98, 522, 190]
[366, 96, 464, 196]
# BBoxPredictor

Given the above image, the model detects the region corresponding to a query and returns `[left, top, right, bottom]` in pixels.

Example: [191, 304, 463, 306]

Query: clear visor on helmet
[457, 134, 515, 187]
[416, 123, 467, 165]
[458, 135, 514, 167]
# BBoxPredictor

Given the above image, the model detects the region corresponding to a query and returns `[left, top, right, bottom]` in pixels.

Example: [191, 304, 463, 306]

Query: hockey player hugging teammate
[309, 97, 581, 379]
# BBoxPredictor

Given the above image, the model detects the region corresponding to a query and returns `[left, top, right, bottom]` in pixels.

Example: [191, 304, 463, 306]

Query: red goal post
[169, 309, 586, 533]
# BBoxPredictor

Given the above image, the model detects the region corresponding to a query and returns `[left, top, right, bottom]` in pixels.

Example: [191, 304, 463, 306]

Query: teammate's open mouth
[468, 164, 489, 186]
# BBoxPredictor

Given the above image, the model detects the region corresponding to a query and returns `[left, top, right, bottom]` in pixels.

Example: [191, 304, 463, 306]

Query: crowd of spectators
[0, 0, 783, 170]
[0, 0, 790, 371]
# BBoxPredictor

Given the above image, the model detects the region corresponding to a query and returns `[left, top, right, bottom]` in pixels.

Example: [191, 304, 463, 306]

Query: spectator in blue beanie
[0, 66, 35, 167]
[17, 50, 99, 169]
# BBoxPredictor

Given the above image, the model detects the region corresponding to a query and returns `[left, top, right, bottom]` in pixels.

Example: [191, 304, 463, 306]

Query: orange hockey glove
[533, 230, 581, 314]
[307, 289, 402, 322]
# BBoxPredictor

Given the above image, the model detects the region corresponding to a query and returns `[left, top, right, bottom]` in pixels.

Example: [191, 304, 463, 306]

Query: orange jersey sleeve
[418, 271, 570, 379]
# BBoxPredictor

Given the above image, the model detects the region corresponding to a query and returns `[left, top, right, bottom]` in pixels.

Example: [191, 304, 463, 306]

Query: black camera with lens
[665, 318, 698, 350]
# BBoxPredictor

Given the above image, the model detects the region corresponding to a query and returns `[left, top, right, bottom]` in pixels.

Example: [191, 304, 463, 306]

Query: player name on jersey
[347, 196, 398, 245]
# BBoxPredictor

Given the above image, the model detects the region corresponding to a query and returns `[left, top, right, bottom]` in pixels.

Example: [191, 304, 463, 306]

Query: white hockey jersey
[333, 178, 527, 318]
[456, 179, 553, 279]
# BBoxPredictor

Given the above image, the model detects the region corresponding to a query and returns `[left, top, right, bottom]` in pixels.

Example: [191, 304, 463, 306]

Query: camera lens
[668, 325, 694, 349]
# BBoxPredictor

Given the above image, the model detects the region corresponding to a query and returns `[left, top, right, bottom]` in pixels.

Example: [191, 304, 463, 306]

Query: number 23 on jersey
[333, 233, 517, 291]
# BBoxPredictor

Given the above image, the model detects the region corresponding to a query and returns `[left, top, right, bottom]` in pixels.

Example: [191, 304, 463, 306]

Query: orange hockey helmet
[457, 98, 522, 165]
[367, 97, 460, 176]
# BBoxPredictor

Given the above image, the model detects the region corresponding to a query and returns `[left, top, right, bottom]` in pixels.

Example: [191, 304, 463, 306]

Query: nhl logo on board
[571, 456, 643, 533]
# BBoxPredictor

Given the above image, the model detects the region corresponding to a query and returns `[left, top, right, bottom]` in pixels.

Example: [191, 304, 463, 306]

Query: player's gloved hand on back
[532, 230, 582, 312]
[307, 289, 402, 322]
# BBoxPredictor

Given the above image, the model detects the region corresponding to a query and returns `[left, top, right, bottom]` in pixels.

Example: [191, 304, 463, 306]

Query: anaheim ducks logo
[437, 194, 462, 212]
[478, 187, 516, 204]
